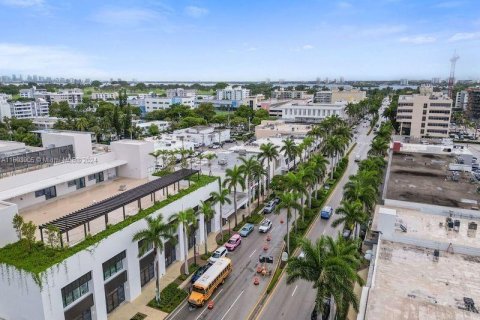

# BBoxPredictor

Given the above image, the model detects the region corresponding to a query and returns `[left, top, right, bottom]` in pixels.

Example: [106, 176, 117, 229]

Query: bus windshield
[192, 286, 206, 294]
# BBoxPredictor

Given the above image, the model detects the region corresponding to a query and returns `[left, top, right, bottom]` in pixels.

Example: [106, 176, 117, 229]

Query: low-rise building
[134, 120, 170, 134]
[275, 101, 347, 123]
[166, 88, 196, 98]
[31, 116, 60, 129]
[455, 90, 468, 110]
[314, 88, 366, 104]
[0, 94, 12, 119]
[9, 98, 49, 119]
[172, 126, 230, 147]
[272, 88, 307, 100]
[254, 119, 313, 139]
[216, 86, 250, 101]
[91, 92, 119, 100]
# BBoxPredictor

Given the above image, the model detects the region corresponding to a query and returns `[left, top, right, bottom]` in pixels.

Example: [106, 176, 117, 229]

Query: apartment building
[0, 132, 221, 320]
[466, 87, 480, 119]
[144, 96, 195, 113]
[91, 92, 119, 100]
[9, 98, 49, 119]
[166, 88, 196, 98]
[397, 85, 452, 138]
[0, 94, 12, 119]
[46, 89, 84, 107]
[314, 88, 366, 104]
[455, 90, 468, 110]
[277, 101, 347, 123]
[272, 88, 307, 100]
[216, 86, 250, 101]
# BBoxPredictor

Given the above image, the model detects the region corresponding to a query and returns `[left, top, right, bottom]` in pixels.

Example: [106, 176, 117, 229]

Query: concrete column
[198, 213, 205, 245]
[177, 223, 185, 261]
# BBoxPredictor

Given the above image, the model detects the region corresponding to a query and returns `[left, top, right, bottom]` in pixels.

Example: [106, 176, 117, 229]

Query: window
[88, 172, 104, 183]
[61, 272, 92, 308]
[35, 186, 57, 199]
[103, 251, 126, 280]
[68, 178, 86, 190]
[423, 110, 427, 115]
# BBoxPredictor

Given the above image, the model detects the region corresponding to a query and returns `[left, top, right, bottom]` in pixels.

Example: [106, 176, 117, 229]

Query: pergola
[39, 168, 199, 247]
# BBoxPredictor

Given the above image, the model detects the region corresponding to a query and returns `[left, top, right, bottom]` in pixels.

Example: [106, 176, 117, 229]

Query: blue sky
[0, 0, 479, 81]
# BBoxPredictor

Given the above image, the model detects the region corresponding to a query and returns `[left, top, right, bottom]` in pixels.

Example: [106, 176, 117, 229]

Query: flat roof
[366, 240, 480, 320]
[386, 152, 480, 209]
[40, 169, 198, 234]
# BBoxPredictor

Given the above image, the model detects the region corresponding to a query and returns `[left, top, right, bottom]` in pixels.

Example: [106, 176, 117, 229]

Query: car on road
[355, 154, 361, 162]
[320, 206, 333, 219]
[273, 197, 281, 205]
[263, 200, 276, 214]
[190, 263, 211, 284]
[225, 234, 242, 251]
[259, 218, 272, 233]
[239, 223, 254, 237]
[311, 299, 331, 320]
[342, 228, 352, 239]
[208, 246, 228, 263]
[209, 144, 221, 149]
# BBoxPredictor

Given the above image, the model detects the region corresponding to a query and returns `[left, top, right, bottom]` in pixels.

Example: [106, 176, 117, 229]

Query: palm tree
[204, 153, 217, 176]
[333, 200, 368, 239]
[301, 136, 315, 161]
[276, 192, 300, 254]
[369, 137, 389, 157]
[76, 117, 89, 131]
[309, 154, 329, 199]
[280, 138, 298, 170]
[198, 201, 215, 254]
[258, 142, 279, 195]
[343, 176, 377, 211]
[239, 156, 258, 216]
[169, 209, 197, 275]
[132, 214, 175, 304]
[210, 186, 231, 239]
[283, 171, 307, 228]
[286, 236, 364, 318]
[252, 160, 267, 206]
[322, 136, 341, 179]
[149, 150, 161, 169]
[223, 165, 245, 227]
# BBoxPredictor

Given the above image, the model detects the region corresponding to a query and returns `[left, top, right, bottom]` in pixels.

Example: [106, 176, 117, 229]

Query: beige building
[314, 88, 366, 104]
[397, 85, 452, 138]
[254, 119, 313, 139]
[272, 88, 307, 100]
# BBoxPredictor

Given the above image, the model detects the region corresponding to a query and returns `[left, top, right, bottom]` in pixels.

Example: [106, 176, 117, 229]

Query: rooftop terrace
[366, 240, 480, 320]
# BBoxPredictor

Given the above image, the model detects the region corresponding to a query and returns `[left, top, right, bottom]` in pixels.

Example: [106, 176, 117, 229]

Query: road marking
[291, 285, 298, 297]
[195, 289, 224, 320]
[249, 249, 257, 258]
[169, 301, 186, 319]
[220, 290, 244, 320]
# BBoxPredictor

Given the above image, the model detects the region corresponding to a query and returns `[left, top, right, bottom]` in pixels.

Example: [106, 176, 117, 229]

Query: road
[169, 204, 292, 320]
[255, 104, 386, 320]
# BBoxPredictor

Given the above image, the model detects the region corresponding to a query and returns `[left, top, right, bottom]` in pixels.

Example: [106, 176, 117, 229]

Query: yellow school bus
[188, 257, 232, 307]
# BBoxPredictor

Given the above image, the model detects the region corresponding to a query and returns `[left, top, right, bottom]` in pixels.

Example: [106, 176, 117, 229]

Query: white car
[259, 219, 272, 233]
[208, 246, 228, 263]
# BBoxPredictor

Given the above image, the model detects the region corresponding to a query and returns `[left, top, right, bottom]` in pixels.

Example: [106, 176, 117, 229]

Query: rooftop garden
[0, 174, 217, 283]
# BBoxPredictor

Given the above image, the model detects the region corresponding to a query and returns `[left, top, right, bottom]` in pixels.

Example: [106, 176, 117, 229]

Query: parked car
[225, 234, 242, 251]
[208, 246, 228, 263]
[190, 263, 211, 284]
[273, 197, 281, 205]
[355, 154, 361, 162]
[342, 228, 352, 239]
[210, 144, 221, 149]
[259, 219, 273, 233]
[263, 200, 276, 214]
[320, 206, 333, 219]
[239, 223, 254, 237]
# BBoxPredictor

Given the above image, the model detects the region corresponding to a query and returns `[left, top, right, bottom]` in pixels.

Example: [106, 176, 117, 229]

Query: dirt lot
[386, 152, 480, 209]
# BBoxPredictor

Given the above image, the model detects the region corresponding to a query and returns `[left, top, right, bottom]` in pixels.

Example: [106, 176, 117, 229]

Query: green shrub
[216, 233, 231, 245]
[232, 221, 246, 232]
[246, 213, 263, 224]
[266, 267, 283, 294]
[200, 252, 212, 260]
[148, 283, 188, 313]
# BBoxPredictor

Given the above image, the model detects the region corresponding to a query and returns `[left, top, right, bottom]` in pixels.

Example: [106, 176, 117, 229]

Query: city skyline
[0, 0, 479, 80]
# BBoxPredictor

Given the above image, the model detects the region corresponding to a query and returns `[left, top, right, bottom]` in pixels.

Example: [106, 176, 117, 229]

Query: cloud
[399, 35, 436, 44]
[185, 6, 208, 18]
[91, 7, 159, 26]
[448, 32, 480, 42]
[302, 44, 314, 50]
[358, 25, 407, 37]
[337, 1, 352, 9]
[0, 0, 43, 7]
[0, 43, 105, 78]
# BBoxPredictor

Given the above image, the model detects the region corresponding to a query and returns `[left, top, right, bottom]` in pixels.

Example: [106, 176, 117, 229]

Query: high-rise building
[397, 84, 452, 138]
[400, 79, 409, 85]
[466, 87, 480, 119]
[455, 90, 468, 110]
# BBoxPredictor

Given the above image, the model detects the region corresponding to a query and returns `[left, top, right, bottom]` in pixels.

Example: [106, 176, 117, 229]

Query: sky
[0, 0, 479, 81]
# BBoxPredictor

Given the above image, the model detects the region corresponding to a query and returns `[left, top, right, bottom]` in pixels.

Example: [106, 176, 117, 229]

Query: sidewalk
[108, 202, 256, 320]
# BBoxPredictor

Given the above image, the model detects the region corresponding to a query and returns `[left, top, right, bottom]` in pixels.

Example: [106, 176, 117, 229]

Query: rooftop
[365, 240, 480, 320]
[385, 151, 480, 209]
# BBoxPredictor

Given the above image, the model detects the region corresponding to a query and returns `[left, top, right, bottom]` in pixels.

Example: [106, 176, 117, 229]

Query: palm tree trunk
[330, 157, 334, 180]
[219, 206, 224, 239]
[294, 208, 298, 233]
[301, 196, 305, 221]
[233, 189, 238, 227]
[183, 225, 189, 275]
[246, 177, 250, 216]
[204, 223, 208, 254]
[286, 209, 290, 254]
[154, 248, 161, 303]
[257, 177, 261, 207]
[308, 189, 312, 209]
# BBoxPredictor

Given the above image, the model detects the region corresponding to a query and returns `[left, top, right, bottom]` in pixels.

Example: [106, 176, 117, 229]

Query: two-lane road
[255, 120, 376, 320]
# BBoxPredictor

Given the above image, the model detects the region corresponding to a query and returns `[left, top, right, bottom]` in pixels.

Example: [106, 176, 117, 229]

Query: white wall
[0, 179, 219, 320]
[111, 140, 155, 179]
[0, 202, 18, 247]
[41, 132, 92, 158]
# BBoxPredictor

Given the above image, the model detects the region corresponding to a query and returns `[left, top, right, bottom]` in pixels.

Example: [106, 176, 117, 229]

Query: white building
[46, 89, 84, 107]
[144, 97, 172, 112]
[276, 101, 347, 123]
[31, 116, 60, 129]
[272, 88, 307, 100]
[166, 88, 196, 98]
[0, 94, 12, 119]
[172, 126, 230, 147]
[134, 120, 170, 134]
[455, 90, 468, 110]
[9, 98, 49, 119]
[91, 92, 119, 100]
[216, 86, 250, 101]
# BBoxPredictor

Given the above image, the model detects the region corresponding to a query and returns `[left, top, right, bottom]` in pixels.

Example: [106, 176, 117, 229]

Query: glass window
[104, 260, 123, 280]
[61, 272, 91, 308]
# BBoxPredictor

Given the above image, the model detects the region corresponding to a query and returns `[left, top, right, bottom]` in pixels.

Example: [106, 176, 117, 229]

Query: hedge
[0, 175, 218, 280]
[147, 283, 188, 313]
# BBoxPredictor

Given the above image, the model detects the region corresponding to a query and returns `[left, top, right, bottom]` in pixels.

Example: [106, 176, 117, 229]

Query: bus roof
[193, 257, 231, 288]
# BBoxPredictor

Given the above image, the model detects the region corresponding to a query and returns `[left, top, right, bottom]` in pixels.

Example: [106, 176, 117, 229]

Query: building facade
[91, 92, 119, 100]
[272, 89, 306, 100]
[455, 90, 468, 110]
[466, 87, 480, 119]
[216, 86, 250, 101]
[166, 88, 196, 98]
[278, 102, 346, 123]
[314, 89, 366, 104]
[9, 98, 49, 119]
[397, 85, 452, 138]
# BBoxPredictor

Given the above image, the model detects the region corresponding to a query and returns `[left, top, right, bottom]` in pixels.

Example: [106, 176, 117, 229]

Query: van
[209, 246, 228, 264]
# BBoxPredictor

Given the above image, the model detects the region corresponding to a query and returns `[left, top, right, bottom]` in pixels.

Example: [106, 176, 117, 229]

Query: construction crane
[448, 51, 460, 99]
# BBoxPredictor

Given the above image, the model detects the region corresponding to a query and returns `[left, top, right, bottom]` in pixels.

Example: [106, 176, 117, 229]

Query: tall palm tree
[301, 136, 315, 161]
[210, 186, 231, 239]
[280, 138, 298, 170]
[369, 137, 389, 157]
[168, 209, 197, 275]
[343, 177, 377, 212]
[258, 142, 279, 195]
[286, 236, 364, 318]
[149, 150, 161, 169]
[322, 136, 341, 179]
[333, 200, 368, 239]
[132, 214, 175, 304]
[309, 154, 329, 199]
[283, 171, 307, 228]
[276, 192, 300, 254]
[239, 156, 258, 216]
[223, 165, 245, 227]
[204, 153, 217, 176]
[76, 117, 89, 131]
[252, 160, 267, 206]
[198, 201, 215, 254]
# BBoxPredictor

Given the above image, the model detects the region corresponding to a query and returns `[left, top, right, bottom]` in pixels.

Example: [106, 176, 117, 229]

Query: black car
[311, 299, 331, 320]
[190, 263, 211, 284]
